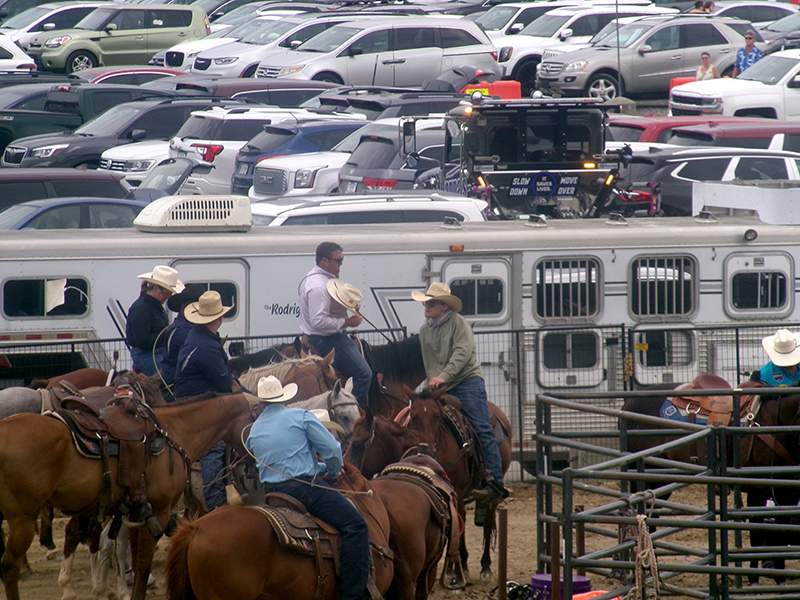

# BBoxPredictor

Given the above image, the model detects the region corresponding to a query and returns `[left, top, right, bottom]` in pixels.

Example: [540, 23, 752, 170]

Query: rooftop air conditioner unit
[134, 195, 252, 233]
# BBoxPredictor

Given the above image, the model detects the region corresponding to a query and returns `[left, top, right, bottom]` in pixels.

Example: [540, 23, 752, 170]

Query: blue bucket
[530, 574, 592, 600]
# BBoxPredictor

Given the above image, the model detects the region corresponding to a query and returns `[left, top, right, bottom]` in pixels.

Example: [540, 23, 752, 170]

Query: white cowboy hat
[185, 290, 234, 325]
[762, 329, 800, 367]
[411, 282, 463, 313]
[244, 375, 298, 405]
[326, 279, 362, 313]
[137, 265, 184, 294]
[310, 408, 345, 435]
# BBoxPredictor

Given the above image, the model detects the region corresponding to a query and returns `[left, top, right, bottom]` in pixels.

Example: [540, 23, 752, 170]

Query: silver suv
[536, 14, 765, 100]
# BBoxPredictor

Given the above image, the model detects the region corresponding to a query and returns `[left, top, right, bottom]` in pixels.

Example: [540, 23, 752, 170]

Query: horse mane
[363, 335, 423, 383]
[238, 356, 328, 392]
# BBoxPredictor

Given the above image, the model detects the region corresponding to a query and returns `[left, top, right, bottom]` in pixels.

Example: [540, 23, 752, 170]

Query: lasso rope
[627, 512, 660, 600]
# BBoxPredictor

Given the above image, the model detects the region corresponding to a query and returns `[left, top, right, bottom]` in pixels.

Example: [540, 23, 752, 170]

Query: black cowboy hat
[167, 283, 205, 313]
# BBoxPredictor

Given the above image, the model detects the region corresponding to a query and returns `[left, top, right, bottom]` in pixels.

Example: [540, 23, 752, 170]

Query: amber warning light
[449, 245, 465, 252]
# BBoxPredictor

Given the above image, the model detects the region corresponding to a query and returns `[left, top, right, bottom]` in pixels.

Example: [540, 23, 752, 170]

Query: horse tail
[165, 520, 200, 600]
[28, 377, 50, 390]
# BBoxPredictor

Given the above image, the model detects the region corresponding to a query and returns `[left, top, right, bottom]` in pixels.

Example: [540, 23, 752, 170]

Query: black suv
[304, 88, 470, 120]
[3, 97, 248, 168]
[230, 117, 365, 195]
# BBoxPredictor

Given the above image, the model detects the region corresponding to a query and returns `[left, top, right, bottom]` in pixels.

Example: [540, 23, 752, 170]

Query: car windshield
[762, 11, 800, 32]
[221, 17, 280, 39]
[213, 1, 264, 24]
[139, 157, 193, 190]
[739, 55, 800, 84]
[0, 86, 44, 109]
[473, 6, 518, 31]
[75, 105, 145, 136]
[239, 19, 297, 44]
[594, 22, 652, 48]
[588, 17, 643, 44]
[75, 7, 116, 30]
[296, 25, 359, 53]
[332, 122, 393, 152]
[0, 5, 56, 29]
[192, 0, 228, 12]
[0, 204, 40, 230]
[518, 14, 572, 38]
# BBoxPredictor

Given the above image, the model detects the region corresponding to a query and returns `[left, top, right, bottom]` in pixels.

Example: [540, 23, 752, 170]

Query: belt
[262, 475, 315, 491]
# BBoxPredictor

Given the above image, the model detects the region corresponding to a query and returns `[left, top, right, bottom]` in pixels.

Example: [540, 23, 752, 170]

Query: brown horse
[30, 367, 113, 390]
[359, 335, 427, 416]
[165, 463, 394, 600]
[345, 389, 513, 584]
[0, 391, 255, 600]
[226, 337, 306, 378]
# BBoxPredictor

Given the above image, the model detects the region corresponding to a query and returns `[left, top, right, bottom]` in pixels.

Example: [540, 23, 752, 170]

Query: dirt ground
[5, 481, 723, 600]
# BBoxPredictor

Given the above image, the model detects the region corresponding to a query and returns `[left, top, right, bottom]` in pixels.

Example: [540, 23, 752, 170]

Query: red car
[608, 115, 764, 143]
[71, 66, 186, 86]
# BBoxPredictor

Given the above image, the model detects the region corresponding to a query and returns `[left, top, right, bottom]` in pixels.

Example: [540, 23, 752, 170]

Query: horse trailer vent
[134, 195, 252, 233]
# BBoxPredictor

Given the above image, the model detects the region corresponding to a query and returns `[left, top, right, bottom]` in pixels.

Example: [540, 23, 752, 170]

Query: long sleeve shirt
[172, 325, 232, 398]
[758, 361, 800, 387]
[160, 313, 193, 386]
[125, 293, 169, 352]
[245, 403, 343, 484]
[298, 265, 348, 336]
[418, 310, 482, 390]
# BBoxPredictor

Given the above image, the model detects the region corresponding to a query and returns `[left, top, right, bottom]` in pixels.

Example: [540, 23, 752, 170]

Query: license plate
[344, 181, 358, 193]
[238, 163, 249, 175]
[177, 150, 187, 157]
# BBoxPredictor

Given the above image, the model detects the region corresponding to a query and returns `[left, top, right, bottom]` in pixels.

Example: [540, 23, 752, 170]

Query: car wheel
[585, 72, 619, 101]
[514, 60, 540, 97]
[66, 51, 97, 73]
[312, 72, 343, 85]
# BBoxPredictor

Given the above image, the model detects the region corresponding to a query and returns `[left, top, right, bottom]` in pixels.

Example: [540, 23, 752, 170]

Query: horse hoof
[46, 549, 60, 561]
[480, 569, 493, 581]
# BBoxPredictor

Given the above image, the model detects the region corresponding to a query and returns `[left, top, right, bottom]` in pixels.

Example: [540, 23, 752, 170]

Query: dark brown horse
[0, 391, 256, 600]
[165, 463, 394, 600]
[30, 367, 113, 390]
[359, 335, 427, 416]
[345, 388, 512, 584]
[620, 377, 800, 583]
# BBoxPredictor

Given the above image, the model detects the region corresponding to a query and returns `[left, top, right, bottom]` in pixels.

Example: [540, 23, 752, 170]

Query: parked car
[536, 14, 765, 100]
[142, 74, 335, 105]
[0, 35, 36, 73]
[231, 116, 365, 194]
[2, 97, 244, 168]
[303, 88, 469, 120]
[0, 168, 128, 212]
[98, 139, 173, 187]
[71, 65, 186, 84]
[254, 18, 499, 87]
[710, 1, 796, 30]
[607, 114, 763, 143]
[0, 2, 109, 51]
[0, 71, 71, 89]
[168, 105, 326, 194]
[617, 146, 800, 215]
[0, 0, 64, 25]
[665, 120, 800, 152]
[26, 4, 210, 73]
[758, 11, 800, 55]
[0, 197, 149, 229]
[669, 48, 800, 118]
[249, 191, 488, 225]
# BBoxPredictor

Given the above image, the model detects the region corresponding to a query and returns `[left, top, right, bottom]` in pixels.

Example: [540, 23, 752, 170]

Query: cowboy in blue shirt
[246, 375, 370, 600]
[754, 328, 800, 387]
[160, 284, 205, 398]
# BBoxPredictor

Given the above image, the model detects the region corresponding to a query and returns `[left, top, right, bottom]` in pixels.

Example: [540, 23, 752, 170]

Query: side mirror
[638, 44, 652, 55]
[43, 22, 56, 30]
[348, 45, 363, 56]
[401, 119, 416, 157]
[290, 39, 302, 49]
[508, 22, 523, 34]
[413, 156, 440, 174]
[129, 129, 146, 142]
[559, 28, 573, 41]
[788, 74, 800, 88]
[105, 22, 118, 32]
[445, 119, 459, 159]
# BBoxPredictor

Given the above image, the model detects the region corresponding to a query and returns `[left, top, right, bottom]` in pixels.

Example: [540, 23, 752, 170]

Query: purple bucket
[530, 574, 591, 600]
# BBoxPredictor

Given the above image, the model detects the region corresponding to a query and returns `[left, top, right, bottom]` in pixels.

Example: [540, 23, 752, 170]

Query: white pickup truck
[669, 49, 800, 119]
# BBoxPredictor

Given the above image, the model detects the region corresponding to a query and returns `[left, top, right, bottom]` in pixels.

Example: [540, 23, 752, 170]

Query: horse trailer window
[449, 278, 503, 316]
[208, 282, 237, 319]
[535, 258, 600, 320]
[635, 330, 692, 367]
[630, 256, 695, 318]
[3, 278, 89, 317]
[542, 332, 597, 369]
[731, 272, 787, 310]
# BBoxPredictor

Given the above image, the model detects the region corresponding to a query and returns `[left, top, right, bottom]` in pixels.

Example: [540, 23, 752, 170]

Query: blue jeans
[130, 346, 165, 377]
[271, 478, 369, 600]
[449, 376, 505, 484]
[309, 333, 372, 408]
[200, 441, 227, 511]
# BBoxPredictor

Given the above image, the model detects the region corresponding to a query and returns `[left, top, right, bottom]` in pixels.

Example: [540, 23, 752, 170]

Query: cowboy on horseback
[412, 283, 510, 502]
[245, 376, 372, 600]
[299, 242, 372, 409]
[752, 328, 800, 387]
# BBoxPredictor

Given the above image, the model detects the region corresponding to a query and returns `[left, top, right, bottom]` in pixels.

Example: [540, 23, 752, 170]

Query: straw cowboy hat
[310, 408, 345, 435]
[185, 290, 234, 325]
[244, 375, 298, 405]
[411, 282, 463, 313]
[137, 265, 184, 294]
[167, 283, 205, 313]
[326, 279, 362, 313]
[762, 329, 800, 367]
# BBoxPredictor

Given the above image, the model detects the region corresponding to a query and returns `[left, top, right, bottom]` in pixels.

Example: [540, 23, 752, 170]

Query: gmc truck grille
[538, 62, 563, 76]
[193, 57, 211, 71]
[166, 51, 185, 68]
[256, 66, 280, 78]
[3, 146, 27, 164]
[253, 168, 287, 195]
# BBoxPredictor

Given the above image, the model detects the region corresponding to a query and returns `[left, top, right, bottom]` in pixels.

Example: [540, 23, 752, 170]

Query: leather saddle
[667, 374, 756, 428]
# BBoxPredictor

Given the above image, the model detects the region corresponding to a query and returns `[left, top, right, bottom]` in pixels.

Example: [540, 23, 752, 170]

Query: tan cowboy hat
[326, 279, 362, 313]
[411, 282, 463, 313]
[762, 328, 800, 367]
[244, 375, 298, 405]
[185, 290, 234, 325]
[310, 408, 345, 435]
[137, 265, 184, 294]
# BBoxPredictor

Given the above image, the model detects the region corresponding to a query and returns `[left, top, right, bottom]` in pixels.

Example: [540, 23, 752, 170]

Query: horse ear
[322, 349, 335, 366]
[345, 377, 354, 393]
[333, 379, 342, 394]
[431, 386, 448, 402]
[301, 350, 309, 359]
[293, 336, 302, 355]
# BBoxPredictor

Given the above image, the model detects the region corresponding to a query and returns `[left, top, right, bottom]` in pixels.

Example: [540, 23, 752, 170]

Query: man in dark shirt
[160, 284, 205, 399]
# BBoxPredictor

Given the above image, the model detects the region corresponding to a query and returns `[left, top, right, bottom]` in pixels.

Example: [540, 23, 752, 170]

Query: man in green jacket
[412, 282, 509, 501]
